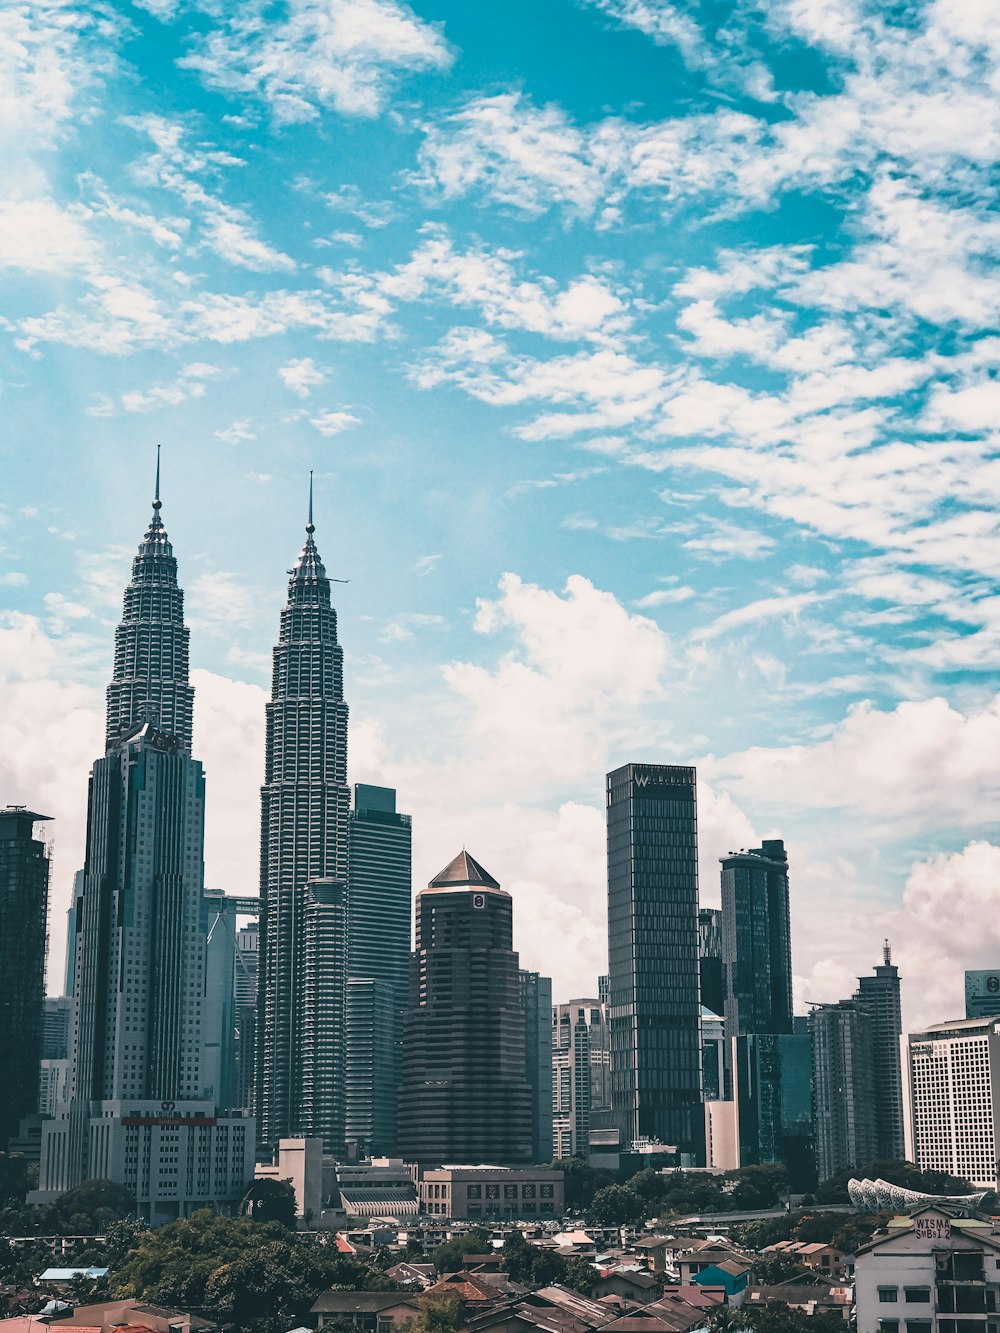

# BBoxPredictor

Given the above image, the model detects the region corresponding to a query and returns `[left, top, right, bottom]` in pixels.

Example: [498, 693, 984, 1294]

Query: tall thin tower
[258, 479, 350, 1155]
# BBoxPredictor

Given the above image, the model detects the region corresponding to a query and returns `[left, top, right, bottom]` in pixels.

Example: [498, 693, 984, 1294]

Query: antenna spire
[306, 470, 314, 535]
[883, 938, 892, 965]
[153, 445, 162, 512]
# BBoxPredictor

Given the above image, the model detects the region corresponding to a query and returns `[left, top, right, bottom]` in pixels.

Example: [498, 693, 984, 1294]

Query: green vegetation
[707, 1304, 850, 1331]
[502, 1230, 597, 1294]
[431, 1230, 490, 1273]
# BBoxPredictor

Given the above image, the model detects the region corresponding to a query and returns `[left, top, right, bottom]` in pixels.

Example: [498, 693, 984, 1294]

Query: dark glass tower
[519, 970, 554, 1164]
[258, 484, 350, 1155]
[698, 907, 725, 1018]
[606, 763, 704, 1162]
[397, 851, 533, 1164]
[855, 942, 904, 1161]
[0, 806, 51, 1147]
[721, 839, 793, 1042]
[345, 783, 412, 1157]
[70, 479, 207, 1111]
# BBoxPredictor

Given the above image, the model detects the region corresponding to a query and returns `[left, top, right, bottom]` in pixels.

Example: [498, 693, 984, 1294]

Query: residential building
[257, 481, 351, 1156]
[552, 997, 611, 1160]
[903, 1016, 1000, 1191]
[854, 1203, 1000, 1333]
[721, 840, 793, 1042]
[310, 1292, 421, 1331]
[397, 851, 533, 1165]
[965, 969, 1000, 1021]
[520, 970, 553, 1164]
[809, 999, 877, 1181]
[0, 806, 51, 1147]
[606, 763, 704, 1163]
[34, 466, 254, 1220]
[698, 908, 725, 1023]
[345, 784, 412, 1159]
[856, 942, 905, 1161]
[418, 1165, 564, 1220]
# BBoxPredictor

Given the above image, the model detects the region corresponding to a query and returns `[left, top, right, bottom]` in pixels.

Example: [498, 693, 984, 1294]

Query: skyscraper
[0, 806, 50, 1147]
[552, 998, 611, 1160]
[607, 763, 704, 1162]
[721, 840, 793, 1042]
[698, 907, 725, 1020]
[345, 784, 412, 1158]
[855, 943, 904, 1161]
[519, 970, 553, 1164]
[397, 851, 533, 1165]
[258, 482, 351, 1155]
[36, 469, 253, 1221]
[965, 968, 1000, 1020]
[809, 999, 877, 1181]
[235, 921, 259, 1113]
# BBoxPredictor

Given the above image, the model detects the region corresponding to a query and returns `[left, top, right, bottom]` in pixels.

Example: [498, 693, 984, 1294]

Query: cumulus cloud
[279, 357, 327, 397]
[179, 0, 452, 122]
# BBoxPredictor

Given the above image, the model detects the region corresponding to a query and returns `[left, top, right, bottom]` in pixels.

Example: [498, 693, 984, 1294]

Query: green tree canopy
[587, 1184, 647, 1227]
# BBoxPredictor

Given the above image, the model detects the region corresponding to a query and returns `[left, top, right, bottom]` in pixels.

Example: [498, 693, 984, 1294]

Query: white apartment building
[855, 1205, 1000, 1333]
[552, 998, 610, 1160]
[902, 1017, 1000, 1191]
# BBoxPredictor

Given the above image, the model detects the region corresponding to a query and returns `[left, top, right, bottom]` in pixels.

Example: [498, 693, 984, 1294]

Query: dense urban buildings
[552, 997, 611, 1160]
[34, 476, 253, 1220]
[809, 998, 878, 1181]
[0, 806, 51, 1148]
[856, 943, 905, 1161]
[519, 970, 553, 1164]
[903, 1016, 1000, 1192]
[257, 486, 351, 1156]
[397, 850, 533, 1165]
[965, 967, 1000, 1020]
[345, 784, 412, 1158]
[606, 763, 704, 1163]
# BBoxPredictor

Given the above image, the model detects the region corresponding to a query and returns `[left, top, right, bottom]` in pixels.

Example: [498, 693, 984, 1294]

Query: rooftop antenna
[153, 444, 162, 512]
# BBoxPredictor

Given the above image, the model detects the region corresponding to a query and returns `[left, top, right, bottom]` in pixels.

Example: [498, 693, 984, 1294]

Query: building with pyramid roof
[397, 852, 533, 1166]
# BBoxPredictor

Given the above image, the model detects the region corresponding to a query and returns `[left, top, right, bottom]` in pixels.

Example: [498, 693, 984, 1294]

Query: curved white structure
[848, 1176, 988, 1212]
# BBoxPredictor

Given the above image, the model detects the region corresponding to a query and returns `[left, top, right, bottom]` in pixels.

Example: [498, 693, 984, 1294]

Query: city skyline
[3, 0, 1000, 1030]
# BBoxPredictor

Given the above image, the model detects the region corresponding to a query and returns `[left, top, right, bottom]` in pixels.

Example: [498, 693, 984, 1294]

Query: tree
[726, 1165, 788, 1211]
[750, 1253, 808, 1286]
[503, 1232, 567, 1288]
[548, 1158, 616, 1212]
[240, 1177, 297, 1229]
[588, 1185, 647, 1227]
[432, 1231, 489, 1273]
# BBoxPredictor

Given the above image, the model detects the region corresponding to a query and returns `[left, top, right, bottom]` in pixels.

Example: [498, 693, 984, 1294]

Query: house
[590, 1271, 659, 1304]
[421, 1270, 524, 1315]
[384, 1262, 437, 1288]
[744, 1272, 852, 1320]
[49, 1302, 216, 1333]
[37, 1270, 109, 1289]
[686, 1260, 751, 1306]
[762, 1238, 848, 1279]
[309, 1292, 421, 1332]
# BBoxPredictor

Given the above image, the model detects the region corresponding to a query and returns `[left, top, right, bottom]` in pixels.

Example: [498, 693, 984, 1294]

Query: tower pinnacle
[307, 470, 314, 535]
[153, 444, 161, 512]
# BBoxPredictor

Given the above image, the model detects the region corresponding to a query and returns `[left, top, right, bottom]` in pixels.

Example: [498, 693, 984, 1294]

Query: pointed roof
[290, 470, 328, 583]
[429, 850, 501, 890]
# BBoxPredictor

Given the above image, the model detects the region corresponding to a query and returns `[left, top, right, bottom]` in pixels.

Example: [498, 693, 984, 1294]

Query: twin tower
[38, 467, 533, 1217]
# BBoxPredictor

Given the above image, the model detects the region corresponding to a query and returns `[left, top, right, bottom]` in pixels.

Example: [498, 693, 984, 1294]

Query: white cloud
[279, 357, 327, 397]
[0, 571, 28, 586]
[693, 591, 826, 641]
[378, 612, 447, 642]
[215, 418, 257, 444]
[413, 553, 442, 576]
[305, 408, 360, 436]
[0, 199, 95, 273]
[88, 362, 221, 415]
[180, 0, 452, 122]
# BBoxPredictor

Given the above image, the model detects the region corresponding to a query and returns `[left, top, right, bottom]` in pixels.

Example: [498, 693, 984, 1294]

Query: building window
[904, 1289, 931, 1304]
[879, 1288, 899, 1303]
[904, 1323, 931, 1333]
[878, 1322, 899, 1332]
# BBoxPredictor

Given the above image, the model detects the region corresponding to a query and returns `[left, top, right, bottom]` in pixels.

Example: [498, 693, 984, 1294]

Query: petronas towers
[257, 487, 353, 1155]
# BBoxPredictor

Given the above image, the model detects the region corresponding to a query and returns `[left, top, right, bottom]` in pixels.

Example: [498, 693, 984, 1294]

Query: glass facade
[607, 763, 704, 1162]
[721, 840, 793, 1041]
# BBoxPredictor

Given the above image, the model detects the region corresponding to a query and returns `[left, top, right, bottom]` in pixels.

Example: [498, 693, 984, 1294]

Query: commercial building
[201, 891, 260, 1111]
[965, 969, 1000, 1021]
[552, 997, 611, 1160]
[606, 763, 704, 1163]
[721, 840, 793, 1042]
[700, 1007, 725, 1103]
[0, 806, 51, 1146]
[903, 1016, 1000, 1192]
[854, 1203, 1000, 1333]
[698, 908, 725, 1021]
[856, 943, 905, 1161]
[39, 997, 73, 1118]
[733, 1021, 815, 1187]
[520, 970, 553, 1164]
[419, 1166, 564, 1220]
[345, 784, 412, 1159]
[397, 851, 533, 1165]
[809, 999, 877, 1181]
[257, 484, 351, 1156]
[35, 468, 254, 1219]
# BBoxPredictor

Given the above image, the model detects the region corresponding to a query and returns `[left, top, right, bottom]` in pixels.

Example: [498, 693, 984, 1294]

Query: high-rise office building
[36, 472, 253, 1221]
[398, 851, 533, 1164]
[552, 997, 611, 1161]
[234, 921, 259, 1113]
[257, 484, 351, 1156]
[965, 969, 1000, 1021]
[0, 806, 51, 1147]
[732, 1020, 815, 1188]
[721, 840, 793, 1042]
[39, 996, 73, 1118]
[64, 877, 81, 998]
[855, 943, 905, 1162]
[698, 908, 725, 1019]
[607, 763, 704, 1162]
[902, 1016, 1000, 1192]
[345, 784, 412, 1158]
[202, 892, 260, 1110]
[520, 971, 553, 1164]
[809, 999, 877, 1182]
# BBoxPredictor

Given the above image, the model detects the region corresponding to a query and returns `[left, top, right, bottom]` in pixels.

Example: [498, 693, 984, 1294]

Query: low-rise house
[49, 1302, 216, 1333]
[744, 1272, 852, 1320]
[590, 1271, 659, 1304]
[762, 1238, 848, 1279]
[36, 1269, 109, 1290]
[384, 1262, 436, 1288]
[310, 1292, 421, 1332]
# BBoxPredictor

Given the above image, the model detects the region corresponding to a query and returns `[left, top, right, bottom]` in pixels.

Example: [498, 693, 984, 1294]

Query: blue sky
[2, 0, 999, 1024]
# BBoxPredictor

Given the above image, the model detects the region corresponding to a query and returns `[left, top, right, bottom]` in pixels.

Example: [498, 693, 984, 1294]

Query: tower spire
[154, 445, 161, 513]
[307, 470, 314, 535]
